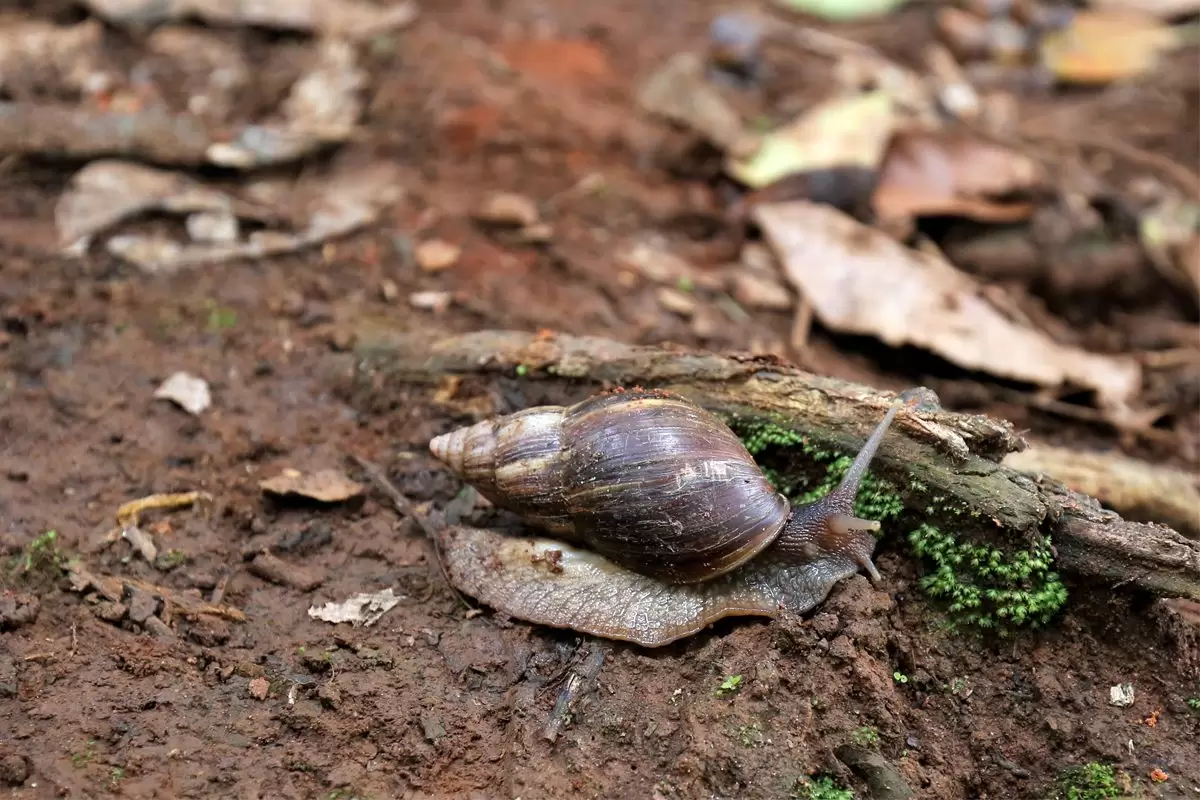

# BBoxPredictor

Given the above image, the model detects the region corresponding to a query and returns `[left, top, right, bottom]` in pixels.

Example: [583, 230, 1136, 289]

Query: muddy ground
[2, 1, 1199, 798]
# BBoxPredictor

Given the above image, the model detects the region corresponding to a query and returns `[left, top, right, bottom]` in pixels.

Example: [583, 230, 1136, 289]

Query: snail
[429, 388, 906, 647]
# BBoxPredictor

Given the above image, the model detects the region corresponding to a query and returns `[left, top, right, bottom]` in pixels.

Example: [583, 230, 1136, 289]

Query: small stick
[543, 644, 607, 742]
[349, 453, 473, 609]
[246, 551, 323, 592]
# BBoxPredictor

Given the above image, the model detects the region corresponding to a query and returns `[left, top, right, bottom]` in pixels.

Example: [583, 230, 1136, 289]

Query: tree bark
[347, 325, 1200, 602]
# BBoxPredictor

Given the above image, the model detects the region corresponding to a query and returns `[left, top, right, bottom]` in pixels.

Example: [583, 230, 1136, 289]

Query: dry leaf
[260, 468, 364, 503]
[308, 588, 404, 626]
[1039, 10, 1182, 85]
[1089, 0, 1200, 20]
[872, 130, 1044, 224]
[153, 371, 211, 414]
[84, 0, 418, 40]
[0, 19, 114, 96]
[772, 0, 910, 20]
[637, 52, 759, 157]
[754, 200, 1142, 408]
[55, 160, 251, 253]
[727, 91, 895, 189]
[92, 160, 401, 272]
[207, 39, 366, 168]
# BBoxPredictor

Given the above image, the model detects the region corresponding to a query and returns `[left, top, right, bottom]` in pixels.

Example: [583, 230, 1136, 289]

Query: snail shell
[429, 390, 788, 583]
[430, 388, 904, 647]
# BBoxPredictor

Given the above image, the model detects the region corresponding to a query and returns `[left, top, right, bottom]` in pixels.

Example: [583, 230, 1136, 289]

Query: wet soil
[2, 1, 1199, 799]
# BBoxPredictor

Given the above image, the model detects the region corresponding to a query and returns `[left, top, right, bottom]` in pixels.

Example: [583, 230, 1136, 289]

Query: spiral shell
[429, 389, 790, 584]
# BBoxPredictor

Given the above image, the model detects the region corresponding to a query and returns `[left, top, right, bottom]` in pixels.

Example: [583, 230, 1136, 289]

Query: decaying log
[346, 325, 1200, 603]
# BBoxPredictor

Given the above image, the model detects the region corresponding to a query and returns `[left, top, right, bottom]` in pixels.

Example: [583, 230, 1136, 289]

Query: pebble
[475, 192, 539, 227]
[656, 287, 697, 317]
[93, 601, 128, 622]
[126, 587, 159, 624]
[519, 222, 554, 243]
[731, 270, 793, 310]
[0, 652, 16, 698]
[828, 634, 857, 661]
[409, 291, 453, 313]
[619, 240, 694, 285]
[0, 755, 29, 786]
[415, 239, 461, 272]
[248, 676, 270, 701]
[186, 210, 239, 244]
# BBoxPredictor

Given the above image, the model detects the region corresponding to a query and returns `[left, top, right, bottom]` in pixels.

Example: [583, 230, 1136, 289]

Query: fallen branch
[345, 326, 1200, 603]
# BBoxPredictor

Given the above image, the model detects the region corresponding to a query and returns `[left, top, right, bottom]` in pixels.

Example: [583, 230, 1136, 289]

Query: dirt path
[2, 1, 1198, 798]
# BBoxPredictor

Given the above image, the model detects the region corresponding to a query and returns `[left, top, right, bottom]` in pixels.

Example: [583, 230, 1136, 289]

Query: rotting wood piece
[345, 325, 1200, 603]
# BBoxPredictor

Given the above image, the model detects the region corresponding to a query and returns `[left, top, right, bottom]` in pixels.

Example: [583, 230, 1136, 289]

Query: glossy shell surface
[430, 390, 789, 584]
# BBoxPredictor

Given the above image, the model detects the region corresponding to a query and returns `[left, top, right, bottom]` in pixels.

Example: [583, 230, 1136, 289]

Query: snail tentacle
[777, 401, 903, 585]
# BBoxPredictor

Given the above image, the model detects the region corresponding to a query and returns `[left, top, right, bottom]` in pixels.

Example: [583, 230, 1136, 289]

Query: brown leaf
[872, 130, 1044, 224]
[1089, 0, 1200, 20]
[259, 468, 363, 503]
[1039, 10, 1181, 86]
[754, 200, 1142, 409]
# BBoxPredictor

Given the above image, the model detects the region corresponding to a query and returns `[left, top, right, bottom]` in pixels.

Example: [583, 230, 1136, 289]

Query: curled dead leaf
[726, 91, 895, 189]
[1039, 10, 1182, 85]
[872, 130, 1045, 225]
[755, 200, 1142, 409]
[308, 588, 404, 626]
[260, 468, 363, 503]
[637, 51, 759, 158]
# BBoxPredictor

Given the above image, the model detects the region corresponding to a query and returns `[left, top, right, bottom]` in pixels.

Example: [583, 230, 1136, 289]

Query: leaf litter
[871, 129, 1047, 227]
[726, 90, 896, 189]
[1038, 9, 1194, 86]
[57, 157, 403, 272]
[754, 200, 1143, 411]
[4, 34, 370, 169]
[83, 0, 418, 40]
[308, 589, 404, 627]
[153, 371, 212, 415]
[260, 469, 365, 503]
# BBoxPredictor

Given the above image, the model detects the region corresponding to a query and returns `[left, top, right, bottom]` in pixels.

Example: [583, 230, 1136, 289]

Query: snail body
[429, 388, 903, 647]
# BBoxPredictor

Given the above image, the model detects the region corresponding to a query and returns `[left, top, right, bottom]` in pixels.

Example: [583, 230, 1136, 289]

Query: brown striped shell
[428, 389, 789, 584]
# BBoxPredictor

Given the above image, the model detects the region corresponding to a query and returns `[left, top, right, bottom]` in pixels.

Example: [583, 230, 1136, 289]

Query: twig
[1019, 127, 1200, 199]
[348, 453, 473, 610]
[543, 643, 607, 742]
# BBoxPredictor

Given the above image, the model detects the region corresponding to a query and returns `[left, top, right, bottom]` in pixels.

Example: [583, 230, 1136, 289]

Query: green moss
[792, 775, 854, 800]
[908, 523, 1067, 634]
[8, 529, 73, 583]
[790, 454, 904, 524]
[850, 726, 880, 748]
[736, 416, 807, 456]
[1051, 763, 1130, 800]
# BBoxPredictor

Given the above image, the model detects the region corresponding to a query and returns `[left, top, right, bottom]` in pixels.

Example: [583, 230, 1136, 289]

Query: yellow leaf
[726, 91, 894, 189]
[1040, 10, 1181, 85]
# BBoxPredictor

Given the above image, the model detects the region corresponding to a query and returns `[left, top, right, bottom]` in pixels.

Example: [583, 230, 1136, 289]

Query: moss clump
[792, 775, 854, 800]
[7, 529, 72, 584]
[736, 417, 807, 456]
[850, 726, 880, 748]
[1051, 762, 1132, 800]
[908, 523, 1067, 633]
